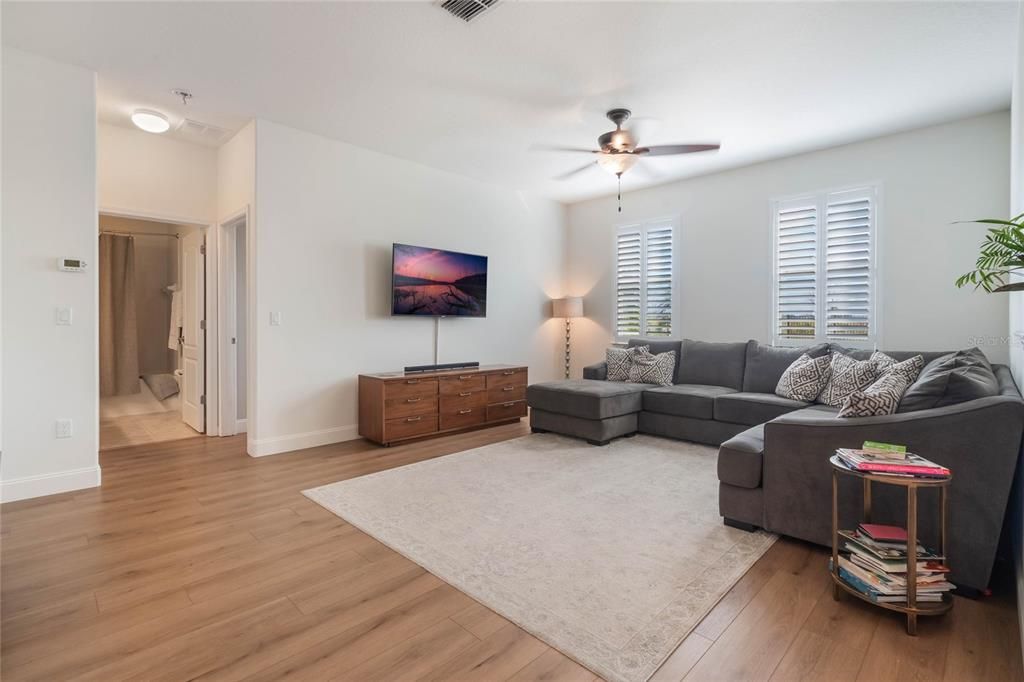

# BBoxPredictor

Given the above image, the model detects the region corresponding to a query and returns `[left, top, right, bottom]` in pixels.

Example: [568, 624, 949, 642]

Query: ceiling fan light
[131, 109, 170, 134]
[597, 153, 639, 176]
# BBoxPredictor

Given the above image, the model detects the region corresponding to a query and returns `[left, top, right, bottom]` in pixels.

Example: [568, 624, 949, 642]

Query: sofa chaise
[525, 337, 1024, 592]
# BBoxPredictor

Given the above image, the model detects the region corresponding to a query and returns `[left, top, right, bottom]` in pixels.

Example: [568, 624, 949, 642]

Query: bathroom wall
[98, 215, 178, 375]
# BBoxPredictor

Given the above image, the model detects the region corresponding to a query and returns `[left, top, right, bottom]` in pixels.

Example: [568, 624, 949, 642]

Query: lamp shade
[552, 296, 584, 318]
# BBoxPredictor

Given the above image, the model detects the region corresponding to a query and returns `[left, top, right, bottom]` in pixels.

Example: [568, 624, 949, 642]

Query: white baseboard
[1, 465, 102, 503]
[247, 424, 359, 457]
[236, 418, 248, 434]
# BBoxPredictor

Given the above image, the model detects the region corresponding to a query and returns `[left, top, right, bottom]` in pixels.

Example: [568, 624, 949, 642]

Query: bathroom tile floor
[100, 411, 201, 450]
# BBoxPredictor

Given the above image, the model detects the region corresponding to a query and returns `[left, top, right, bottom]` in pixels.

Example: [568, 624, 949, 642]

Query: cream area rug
[303, 434, 776, 682]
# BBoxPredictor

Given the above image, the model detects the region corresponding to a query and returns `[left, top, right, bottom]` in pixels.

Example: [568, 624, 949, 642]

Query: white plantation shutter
[825, 189, 873, 341]
[772, 186, 877, 346]
[615, 221, 676, 339]
[775, 200, 818, 341]
[644, 225, 673, 336]
[615, 229, 643, 337]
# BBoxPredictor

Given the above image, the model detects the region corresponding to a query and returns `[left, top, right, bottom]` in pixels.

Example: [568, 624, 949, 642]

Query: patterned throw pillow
[776, 353, 833, 401]
[606, 345, 648, 382]
[871, 353, 925, 382]
[818, 353, 884, 407]
[838, 356, 924, 417]
[627, 348, 677, 386]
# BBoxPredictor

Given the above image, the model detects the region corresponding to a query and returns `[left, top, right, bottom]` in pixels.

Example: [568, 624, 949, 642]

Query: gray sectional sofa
[526, 337, 1024, 592]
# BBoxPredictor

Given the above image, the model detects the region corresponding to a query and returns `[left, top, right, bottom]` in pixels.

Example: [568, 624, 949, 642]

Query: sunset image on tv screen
[392, 244, 488, 316]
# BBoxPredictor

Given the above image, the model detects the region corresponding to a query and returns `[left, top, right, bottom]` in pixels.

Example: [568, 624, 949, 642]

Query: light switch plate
[55, 419, 73, 438]
[270, 311, 282, 326]
[56, 307, 73, 326]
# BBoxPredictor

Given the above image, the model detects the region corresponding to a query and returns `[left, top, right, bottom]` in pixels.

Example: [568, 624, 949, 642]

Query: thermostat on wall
[58, 257, 87, 272]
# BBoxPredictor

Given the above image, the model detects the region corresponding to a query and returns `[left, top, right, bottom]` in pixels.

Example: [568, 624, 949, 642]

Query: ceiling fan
[545, 108, 720, 211]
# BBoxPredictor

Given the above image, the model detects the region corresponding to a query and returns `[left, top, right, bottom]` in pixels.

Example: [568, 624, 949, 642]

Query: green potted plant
[956, 213, 1024, 292]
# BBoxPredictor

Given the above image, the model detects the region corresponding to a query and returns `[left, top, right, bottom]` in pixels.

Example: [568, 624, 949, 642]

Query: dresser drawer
[384, 395, 437, 419]
[440, 391, 487, 413]
[439, 374, 487, 394]
[384, 378, 438, 400]
[440, 407, 485, 431]
[487, 400, 527, 422]
[486, 368, 527, 390]
[384, 414, 438, 441]
[488, 384, 526, 403]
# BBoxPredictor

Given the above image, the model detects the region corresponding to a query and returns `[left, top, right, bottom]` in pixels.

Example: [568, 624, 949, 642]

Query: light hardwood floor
[1, 422, 1021, 681]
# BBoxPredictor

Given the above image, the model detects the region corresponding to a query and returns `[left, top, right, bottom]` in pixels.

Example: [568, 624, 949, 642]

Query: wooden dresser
[358, 364, 528, 446]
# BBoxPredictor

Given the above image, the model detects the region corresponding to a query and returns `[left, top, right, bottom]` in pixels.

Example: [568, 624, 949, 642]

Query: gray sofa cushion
[742, 342, 829, 394]
[642, 384, 737, 420]
[718, 424, 765, 489]
[526, 380, 648, 420]
[829, 344, 953, 368]
[678, 339, 749, 390]
[627, 338, 684, 383]
[715, 392, 809, 426]
[898, 348, 999, 412]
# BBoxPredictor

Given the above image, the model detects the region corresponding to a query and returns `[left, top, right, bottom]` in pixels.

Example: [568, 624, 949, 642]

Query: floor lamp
[552, 297, 584, 379]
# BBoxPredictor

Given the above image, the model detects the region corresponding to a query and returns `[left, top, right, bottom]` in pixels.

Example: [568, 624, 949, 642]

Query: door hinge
[200, 395, 206, 405]
[200, 319, 206, 330]
[200, 243, 206, 255]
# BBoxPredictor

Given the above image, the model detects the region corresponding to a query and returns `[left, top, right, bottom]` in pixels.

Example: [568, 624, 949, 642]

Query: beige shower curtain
[99, 234, 140, 397]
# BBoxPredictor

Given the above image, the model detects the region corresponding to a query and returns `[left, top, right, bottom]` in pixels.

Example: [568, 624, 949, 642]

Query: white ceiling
[3, 1, 1017, 203]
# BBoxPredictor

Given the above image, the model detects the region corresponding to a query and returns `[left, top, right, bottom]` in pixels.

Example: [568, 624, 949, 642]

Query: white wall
[98, 123, 217, 224]
[567, 112, 1012, 373]
[251, 120, 566, 456]
[1, 48, 99, 501]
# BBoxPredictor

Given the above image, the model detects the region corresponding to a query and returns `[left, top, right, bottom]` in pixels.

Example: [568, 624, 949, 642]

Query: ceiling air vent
[440, 0, 500, 23]
[175, 118, 229, 145]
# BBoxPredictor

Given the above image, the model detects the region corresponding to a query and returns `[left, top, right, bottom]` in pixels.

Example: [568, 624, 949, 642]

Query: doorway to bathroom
[98, 213, 206, 449]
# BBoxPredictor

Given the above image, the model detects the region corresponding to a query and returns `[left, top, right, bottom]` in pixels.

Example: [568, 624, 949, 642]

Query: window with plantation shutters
[772, 186, 878, 347]
[615, 221, 676, 339]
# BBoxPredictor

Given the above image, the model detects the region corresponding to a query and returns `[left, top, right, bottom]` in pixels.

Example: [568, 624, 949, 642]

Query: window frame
[769, 183, 882, 349]
[612, 217, 680, 343]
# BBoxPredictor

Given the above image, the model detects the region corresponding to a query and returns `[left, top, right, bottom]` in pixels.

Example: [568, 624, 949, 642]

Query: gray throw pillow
[627, 348, 676, 386]
[776, 353, 832, 401]
[838, 356, 924, 418]
[606, 345, 648, 382]
[898, 347, 998, 412]
[818, 353, 883, 407]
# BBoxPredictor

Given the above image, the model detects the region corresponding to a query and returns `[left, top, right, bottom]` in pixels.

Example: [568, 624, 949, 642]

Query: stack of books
[833, 523, 953, 604]
[835, 441, 950, 479]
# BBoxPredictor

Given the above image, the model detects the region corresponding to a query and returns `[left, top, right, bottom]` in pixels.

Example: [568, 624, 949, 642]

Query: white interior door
[181, 230, 206, 433]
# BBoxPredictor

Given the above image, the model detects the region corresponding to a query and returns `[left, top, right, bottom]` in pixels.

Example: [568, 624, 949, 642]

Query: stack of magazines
[835, 444, 950, 479]
[832, 524, 954, 604]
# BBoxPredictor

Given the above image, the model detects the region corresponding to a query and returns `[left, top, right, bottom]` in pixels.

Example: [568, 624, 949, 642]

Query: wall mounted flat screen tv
[391, 243, 488, 317]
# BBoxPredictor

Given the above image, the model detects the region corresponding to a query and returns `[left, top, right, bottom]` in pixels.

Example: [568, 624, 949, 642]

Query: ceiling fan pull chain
[617, 173, 622, 212]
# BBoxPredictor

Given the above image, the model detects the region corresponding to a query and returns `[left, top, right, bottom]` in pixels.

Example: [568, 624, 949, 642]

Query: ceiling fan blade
[531, 144, 600, 154]
[635, 144, 720, 156]
[553, 162, 598, 181]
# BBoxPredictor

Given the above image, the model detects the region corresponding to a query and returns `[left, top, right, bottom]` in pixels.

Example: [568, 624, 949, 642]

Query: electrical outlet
[55, 419, 73, 439]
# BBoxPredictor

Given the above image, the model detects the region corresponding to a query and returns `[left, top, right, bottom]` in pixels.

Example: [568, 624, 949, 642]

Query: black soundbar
[404, 361, 480, 374]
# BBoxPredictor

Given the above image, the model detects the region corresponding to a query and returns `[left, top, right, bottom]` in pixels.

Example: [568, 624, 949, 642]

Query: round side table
[829, 455, 952, 635]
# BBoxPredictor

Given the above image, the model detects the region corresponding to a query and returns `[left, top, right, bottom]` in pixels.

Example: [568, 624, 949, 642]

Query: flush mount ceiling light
[131, 109, 170, 134]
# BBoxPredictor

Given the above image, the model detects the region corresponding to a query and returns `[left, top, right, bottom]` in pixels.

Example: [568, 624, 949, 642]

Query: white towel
[168, 290, 183, 350]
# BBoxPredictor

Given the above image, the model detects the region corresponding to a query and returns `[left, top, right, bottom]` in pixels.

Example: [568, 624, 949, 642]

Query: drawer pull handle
[405, 416, 422, 423]
[405, 379, 419, 385]
[503, 402, 515, 407]
[502, 386, 515, 392]
[458, 409, 473, 415]
[406, 397, 422, 403]
[458, 375, 473, 380]
[458, 391, 472, 397]
[502, 370, 516, 375]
